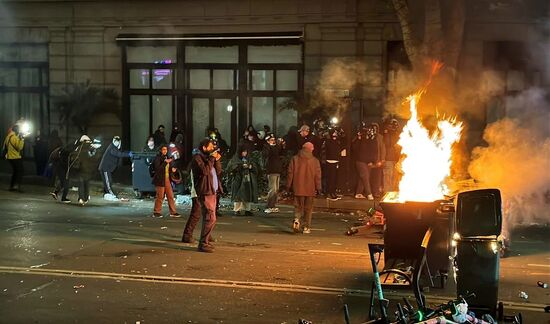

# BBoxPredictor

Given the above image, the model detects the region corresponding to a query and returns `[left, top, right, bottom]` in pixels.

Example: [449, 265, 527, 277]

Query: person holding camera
[3, 124, 26, 192]
[228, 146, 258, 216]
[151, 145, 181, 218]
[189, 139, 223, 253]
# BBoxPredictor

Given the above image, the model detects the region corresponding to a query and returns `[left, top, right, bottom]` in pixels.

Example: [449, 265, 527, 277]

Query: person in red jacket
[151, 145, 181, 218]
[287, 142, 322, 234]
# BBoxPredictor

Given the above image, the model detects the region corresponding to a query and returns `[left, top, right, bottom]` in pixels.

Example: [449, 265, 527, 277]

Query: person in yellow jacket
[3, 124, 25, 191]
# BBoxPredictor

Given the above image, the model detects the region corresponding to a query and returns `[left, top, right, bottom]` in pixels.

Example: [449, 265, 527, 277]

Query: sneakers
[61, 198, 71, 204]
[367, 194, 374, 201]
[50, 192, 58, 200]
[78, 199, 86, 206]
[327, 194, 340, 201]
[292, 219, 301, 233]
[244, 211, 253, 216]
[151, 213, 163, 218]
[302, 227, 311, 234]
[355, 194, 366, 199]
[103, 193, 119, 201]
[169, 213, 182, 218]
[265, 207, 280, 214]
[198, 244, 214, 253]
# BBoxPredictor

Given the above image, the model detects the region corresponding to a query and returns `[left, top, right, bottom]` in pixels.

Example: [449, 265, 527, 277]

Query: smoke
[468, 87, 550, 235]
[309, 58, 369, 120]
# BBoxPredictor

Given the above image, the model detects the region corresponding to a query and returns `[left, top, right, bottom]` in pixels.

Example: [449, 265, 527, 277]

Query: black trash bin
[381, 200, 455, 276]
[131, 152, 157, 197]
[454, 188, 502, 318]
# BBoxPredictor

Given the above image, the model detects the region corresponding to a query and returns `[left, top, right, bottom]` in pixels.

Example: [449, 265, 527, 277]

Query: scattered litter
[73, 285, 85, 289]
[30, 263, 49, 269]
[331, 243, 343, 246]
[161, 264, 167, 268]
[122, 255, 128, 259]
[518, 291, 528, 299]
[537, 281, 548, 288]
[340, 219, 349, 223]
[160, 226, 168, 230]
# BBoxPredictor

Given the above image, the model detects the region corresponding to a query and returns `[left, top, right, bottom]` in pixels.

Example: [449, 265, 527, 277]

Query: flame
[394, 93, 463, 202]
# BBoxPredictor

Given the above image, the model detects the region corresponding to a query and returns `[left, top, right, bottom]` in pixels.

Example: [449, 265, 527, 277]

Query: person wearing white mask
[98, 136, 132, 201]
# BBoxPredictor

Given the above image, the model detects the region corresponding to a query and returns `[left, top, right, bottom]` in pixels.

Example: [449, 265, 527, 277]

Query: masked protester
[98, 136, 132, 201]
[151, 145, 181, 218]
[351, 125, 380, 200]
[153, 125, 167, 147]
[383, 118, 401, 192]
[370, 122, 386, 197]
[262, 133, 285, 213]
[189, 138, 222, 253]
[323, 128, 345, 201]
[73, 136, 101, 205]
[3, 124, 26, 192]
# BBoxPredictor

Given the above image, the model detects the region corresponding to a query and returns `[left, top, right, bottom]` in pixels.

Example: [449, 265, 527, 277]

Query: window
[0, 43, 49, 158]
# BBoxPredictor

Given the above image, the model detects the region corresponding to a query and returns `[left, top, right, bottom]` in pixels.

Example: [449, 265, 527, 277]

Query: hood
[297, 149, 315, 159]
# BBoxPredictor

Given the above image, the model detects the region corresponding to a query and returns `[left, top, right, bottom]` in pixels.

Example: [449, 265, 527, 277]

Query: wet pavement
[0, 178, 548, 323]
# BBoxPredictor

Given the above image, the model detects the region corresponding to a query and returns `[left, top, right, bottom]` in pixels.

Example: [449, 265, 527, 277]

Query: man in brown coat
[287, 142, 322, 234]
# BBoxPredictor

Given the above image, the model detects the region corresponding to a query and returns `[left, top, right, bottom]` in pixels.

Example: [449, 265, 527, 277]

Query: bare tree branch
[392, 0, 422, 68]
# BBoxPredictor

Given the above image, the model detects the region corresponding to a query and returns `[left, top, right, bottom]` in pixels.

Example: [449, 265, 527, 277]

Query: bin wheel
[497, 301, 504, 321]
[134, 190, 143, 199]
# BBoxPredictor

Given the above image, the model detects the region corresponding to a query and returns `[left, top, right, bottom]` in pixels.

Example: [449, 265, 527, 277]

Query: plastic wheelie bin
[454, 188, 503, 318]
[131, 152, 157, 198]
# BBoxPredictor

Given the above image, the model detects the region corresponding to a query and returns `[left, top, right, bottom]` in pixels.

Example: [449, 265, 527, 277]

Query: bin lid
[455, 189, 502, 237]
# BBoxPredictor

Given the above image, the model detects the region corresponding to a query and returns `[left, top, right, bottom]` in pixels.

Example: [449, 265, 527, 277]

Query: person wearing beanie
[287, 142, 322, 234]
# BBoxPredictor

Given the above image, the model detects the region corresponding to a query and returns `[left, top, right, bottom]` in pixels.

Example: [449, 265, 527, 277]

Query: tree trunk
[392, 0, 422, 70]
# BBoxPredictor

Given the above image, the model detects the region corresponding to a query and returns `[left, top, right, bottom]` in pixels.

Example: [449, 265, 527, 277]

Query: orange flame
[393, 92, 463, 202]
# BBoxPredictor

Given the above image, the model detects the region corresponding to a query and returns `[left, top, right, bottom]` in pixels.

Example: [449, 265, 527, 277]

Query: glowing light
[227, 105, 233, 112]
[393, 93, 463, 202]
[331, 117, 338, 124]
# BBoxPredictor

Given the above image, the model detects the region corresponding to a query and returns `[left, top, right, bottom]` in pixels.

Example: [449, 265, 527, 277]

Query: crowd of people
[2, 117, 402, 253]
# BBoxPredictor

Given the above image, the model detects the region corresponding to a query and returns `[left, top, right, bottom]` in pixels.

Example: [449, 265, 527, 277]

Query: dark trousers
[55, 166, 70, 200]
[294, 196, 314, 228]
[8, 159, 23, 190]
[182, 197, 201, 240]
[325, 162, 339, 195]
[355, 161, 372, 196]
[198, 194, 217, 247]
[100, 170, 115, 195]
[78, 177, 90, 201]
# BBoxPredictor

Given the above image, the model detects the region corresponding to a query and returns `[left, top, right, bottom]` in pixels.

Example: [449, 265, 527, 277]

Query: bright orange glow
[393, 93, 463, 202]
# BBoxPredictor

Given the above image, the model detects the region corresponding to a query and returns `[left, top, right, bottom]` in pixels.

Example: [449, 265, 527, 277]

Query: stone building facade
[0, 0, 548, 155]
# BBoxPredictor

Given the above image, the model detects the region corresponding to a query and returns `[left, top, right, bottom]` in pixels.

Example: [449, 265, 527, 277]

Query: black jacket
[351, 138, 378, 164]
[190, 152, 223, 196]
[323, 138, 343, 161]
[262, 144, 284, 174]
[98, 143, 129, 172]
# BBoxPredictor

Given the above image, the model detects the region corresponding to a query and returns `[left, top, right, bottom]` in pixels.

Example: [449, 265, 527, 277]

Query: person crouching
[151, 145, 181, 218]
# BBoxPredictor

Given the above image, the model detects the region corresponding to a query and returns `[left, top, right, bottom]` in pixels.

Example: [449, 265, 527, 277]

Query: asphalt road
[0, 184, 548, 323]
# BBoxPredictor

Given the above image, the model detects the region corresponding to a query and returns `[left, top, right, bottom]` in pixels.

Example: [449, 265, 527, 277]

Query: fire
[394, 93, 463, 202]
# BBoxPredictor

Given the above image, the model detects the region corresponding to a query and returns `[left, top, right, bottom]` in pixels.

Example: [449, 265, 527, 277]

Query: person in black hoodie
[75, 137, 101, 205]
[323, 128, 345, 201]
[262, 133, 285, 213]
[98, 136, 132, 200]
[351, 126, 379, 200]
[153, 125, 167, 147]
